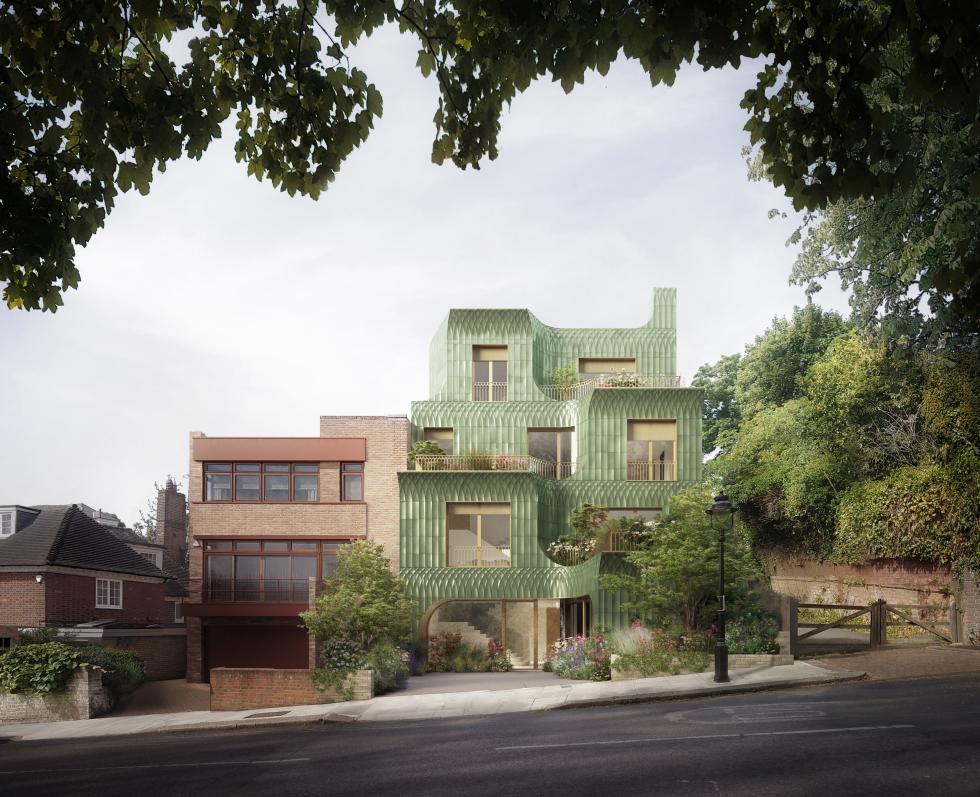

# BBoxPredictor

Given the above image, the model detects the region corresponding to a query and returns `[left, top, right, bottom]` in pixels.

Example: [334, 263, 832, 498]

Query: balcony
[412, 454, 575, 480]
[447, 544, 512, 568]
[539, 374, 683, 401]
[181, 578, 319, 617]
[626, 460, 676, 481]
[472, 381, 507, 402]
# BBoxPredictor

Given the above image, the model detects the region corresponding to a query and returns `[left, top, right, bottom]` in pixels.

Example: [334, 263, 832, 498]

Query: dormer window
[473, 346, 508, 401]
[0, 511, 12, 537]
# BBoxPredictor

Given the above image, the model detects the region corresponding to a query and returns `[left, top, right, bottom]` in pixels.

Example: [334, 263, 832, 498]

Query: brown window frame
[340, 462, 364, 502]
[204, 462, 320, 503]
[203, 539, 351, 600]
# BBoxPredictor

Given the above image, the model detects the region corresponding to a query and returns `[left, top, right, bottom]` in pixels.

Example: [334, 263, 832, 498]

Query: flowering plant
[493, 454, 524, 471]
[610, 622, 709, 677]
[549, 633, 611, 681]
[597, 371, 645, 388]
[487, 638, 513, 672]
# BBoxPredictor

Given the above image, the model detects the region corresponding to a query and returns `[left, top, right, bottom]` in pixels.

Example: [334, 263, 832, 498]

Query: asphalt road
[1, 674, 978, 797]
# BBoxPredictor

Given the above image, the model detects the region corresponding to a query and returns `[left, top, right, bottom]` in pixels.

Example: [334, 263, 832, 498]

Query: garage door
[203, 624, 310, 680]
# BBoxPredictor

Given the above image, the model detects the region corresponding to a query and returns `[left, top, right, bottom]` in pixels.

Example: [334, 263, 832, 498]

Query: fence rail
[472, 381, 508, 402]
[447, 545, 511, 568]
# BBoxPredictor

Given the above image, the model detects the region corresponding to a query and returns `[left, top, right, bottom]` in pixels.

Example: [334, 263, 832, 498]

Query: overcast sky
[1, 24, 850, 526]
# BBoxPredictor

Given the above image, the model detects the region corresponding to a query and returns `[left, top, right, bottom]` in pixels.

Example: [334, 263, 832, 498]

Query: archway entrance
[428, 599, 561, 669]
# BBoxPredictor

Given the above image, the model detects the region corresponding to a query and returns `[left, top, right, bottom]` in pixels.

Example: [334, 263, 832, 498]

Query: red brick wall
[44, 574, 170, 624]
[0, 574, 45, 626]
[91, 634, 188, 680]
[209, 668, 372, 710]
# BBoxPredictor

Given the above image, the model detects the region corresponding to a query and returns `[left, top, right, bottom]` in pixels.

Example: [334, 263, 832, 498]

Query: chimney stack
[154, 479, 187, 576]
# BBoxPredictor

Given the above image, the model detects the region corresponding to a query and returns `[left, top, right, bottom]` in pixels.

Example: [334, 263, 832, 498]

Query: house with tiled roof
[0, 503, 188, 678]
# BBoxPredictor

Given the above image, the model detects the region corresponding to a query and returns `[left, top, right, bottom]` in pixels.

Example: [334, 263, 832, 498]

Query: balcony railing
[606, 529, 646, 552]
[413, 454, 575, 480]
[626, 460, 676, 481]
[194, 578, 314, 603]
[447, 545, 512, 568]
[472, 381, 508, 402]
[539, 374, 683, 401]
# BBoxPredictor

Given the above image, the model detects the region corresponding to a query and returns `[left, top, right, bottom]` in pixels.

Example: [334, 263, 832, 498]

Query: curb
[552, 670, 868, 711]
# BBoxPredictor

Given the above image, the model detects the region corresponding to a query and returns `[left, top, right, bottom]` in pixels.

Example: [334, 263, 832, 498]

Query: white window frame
[95, 578, 123, 609]
[0, 511, 12, 537]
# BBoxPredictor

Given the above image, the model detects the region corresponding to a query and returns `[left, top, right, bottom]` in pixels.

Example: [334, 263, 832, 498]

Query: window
[203, 539, 351, 602]
[205, 463, 319, 502]
[138, 551, 161, 567]
[423, 428, 454, 455]
[341, 463, 364, 501]
[527, 428, 574, 479]
[579, 358, 636, 380]
[173, 601, 184, 623]
[473, 346, 508, 401]
[626, 420, 676, 481]
[96, 578, 123, 609]
[447, 503, 511, 567]
[0, 511, 12, 537]
[0, 637, 11, 651]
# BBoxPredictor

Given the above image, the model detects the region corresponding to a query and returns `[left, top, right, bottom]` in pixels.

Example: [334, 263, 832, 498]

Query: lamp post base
[714, 643, 729, 683]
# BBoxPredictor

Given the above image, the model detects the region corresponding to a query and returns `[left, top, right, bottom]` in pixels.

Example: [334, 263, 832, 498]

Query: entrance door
[203, 624, 309, 680]
[560, 598, 591, 639]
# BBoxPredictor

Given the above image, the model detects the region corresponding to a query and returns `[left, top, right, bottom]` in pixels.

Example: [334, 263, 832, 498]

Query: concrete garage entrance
[203, 623, 309, 680]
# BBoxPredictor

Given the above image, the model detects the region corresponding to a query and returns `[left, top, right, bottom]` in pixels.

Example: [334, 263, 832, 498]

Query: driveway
[112, 679, 210, 716]
[812, 644, 980, 680]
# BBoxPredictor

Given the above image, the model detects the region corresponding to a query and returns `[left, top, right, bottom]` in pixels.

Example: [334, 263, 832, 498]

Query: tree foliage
[301, 540, 416, 651]
[602, 485, 764, 632]
[4, 1, 979, 310]
[691, 352, 741, 454]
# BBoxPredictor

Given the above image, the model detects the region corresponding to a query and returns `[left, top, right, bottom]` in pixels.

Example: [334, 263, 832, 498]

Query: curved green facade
[400, 288, 703, 648]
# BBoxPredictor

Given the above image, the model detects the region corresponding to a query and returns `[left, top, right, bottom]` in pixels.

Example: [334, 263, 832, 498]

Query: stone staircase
[430, 621, 532, 668]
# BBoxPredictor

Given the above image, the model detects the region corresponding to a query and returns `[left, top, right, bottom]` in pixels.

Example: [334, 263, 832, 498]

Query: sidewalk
[812, 643, 980, 680]
[0, 662, 861, 742]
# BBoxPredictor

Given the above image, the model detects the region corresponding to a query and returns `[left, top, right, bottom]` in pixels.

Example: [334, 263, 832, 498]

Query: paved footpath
[0, 661, 860, 742]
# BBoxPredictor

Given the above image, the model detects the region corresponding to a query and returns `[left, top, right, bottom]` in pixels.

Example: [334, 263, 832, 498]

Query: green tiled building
[399, 288, 703, 668]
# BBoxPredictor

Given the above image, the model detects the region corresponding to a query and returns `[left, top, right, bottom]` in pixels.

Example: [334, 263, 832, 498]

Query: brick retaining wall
[960, 569, 979, 646]
[209, 668, 373, 711]
[0, 667, 112, 725]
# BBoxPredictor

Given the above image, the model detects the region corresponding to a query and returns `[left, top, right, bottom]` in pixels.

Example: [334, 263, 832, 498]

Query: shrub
[313, 638, 365, 698]
[724, 606, 781, 655]
[77, 645, 145, 697]
[460, 450, 494, 470]
[548, 503, 607, 564]
[364, 641, 410, 693]
[487, 638, 513, 672]
[550, 364, 579, 388]
[408, 439, 445, 466]
[549, 634, 611, 681]
[611, 622, 710, 676]
[426, 632, 489, 672]
[0, 642, 81, 695]
[17, 628, 63, 646]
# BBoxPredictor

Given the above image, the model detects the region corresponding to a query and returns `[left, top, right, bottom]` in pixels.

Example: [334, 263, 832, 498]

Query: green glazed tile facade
[401, 288, 703, 642]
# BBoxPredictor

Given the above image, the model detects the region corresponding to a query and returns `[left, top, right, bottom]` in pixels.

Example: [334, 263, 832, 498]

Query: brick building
[0, 505, 171, 631]
[181, 416, 410, 682]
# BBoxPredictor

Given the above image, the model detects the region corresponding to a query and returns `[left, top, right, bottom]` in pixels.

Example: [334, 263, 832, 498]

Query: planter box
[0, 666, 112, 725]
[210, 668, 374, 711]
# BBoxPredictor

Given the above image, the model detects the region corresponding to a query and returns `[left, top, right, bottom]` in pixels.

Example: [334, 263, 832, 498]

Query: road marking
[0, 758, 310, 776]
[496, 724, 915, 751]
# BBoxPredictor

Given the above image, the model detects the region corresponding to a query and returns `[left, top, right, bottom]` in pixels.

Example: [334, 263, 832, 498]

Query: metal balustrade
[413, 454, 575, 480]
[472, 381, 508, 402]
[191, 578, 313, 603]
[626, 460, 676, 481]
[447, 545, 512, 568]
[538, 374, 683, 401]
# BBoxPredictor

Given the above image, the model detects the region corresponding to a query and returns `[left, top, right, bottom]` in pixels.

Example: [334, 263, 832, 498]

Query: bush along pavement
[547, 633, 611, 681]
[302, 540, 418, 697]
[610, 621, 710, 678]
[0, 640, 145, 699]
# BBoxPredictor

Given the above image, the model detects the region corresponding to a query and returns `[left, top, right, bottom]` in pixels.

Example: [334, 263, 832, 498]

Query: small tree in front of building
[602, 486, 765, 633]
[301, 541, 417, 696]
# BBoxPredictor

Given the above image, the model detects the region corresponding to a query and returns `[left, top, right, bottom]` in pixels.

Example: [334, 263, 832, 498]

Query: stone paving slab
[0, 662, 863, 742]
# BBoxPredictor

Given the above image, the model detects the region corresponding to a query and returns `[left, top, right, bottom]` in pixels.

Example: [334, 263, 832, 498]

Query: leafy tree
[736, 305, 851, 420]
[301, 540, 416, 651]
[692, 352, 741, 454]
[602, 486, 763, 632]
[5, 1, 978, 310]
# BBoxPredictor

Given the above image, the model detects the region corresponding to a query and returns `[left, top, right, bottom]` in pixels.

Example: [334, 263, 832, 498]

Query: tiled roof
[108, 525, 162, 547]
[0, 505, 167, 579]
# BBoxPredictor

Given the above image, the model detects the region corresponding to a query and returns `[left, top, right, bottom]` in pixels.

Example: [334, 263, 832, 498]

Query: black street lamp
[706, 493, 735, 683]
